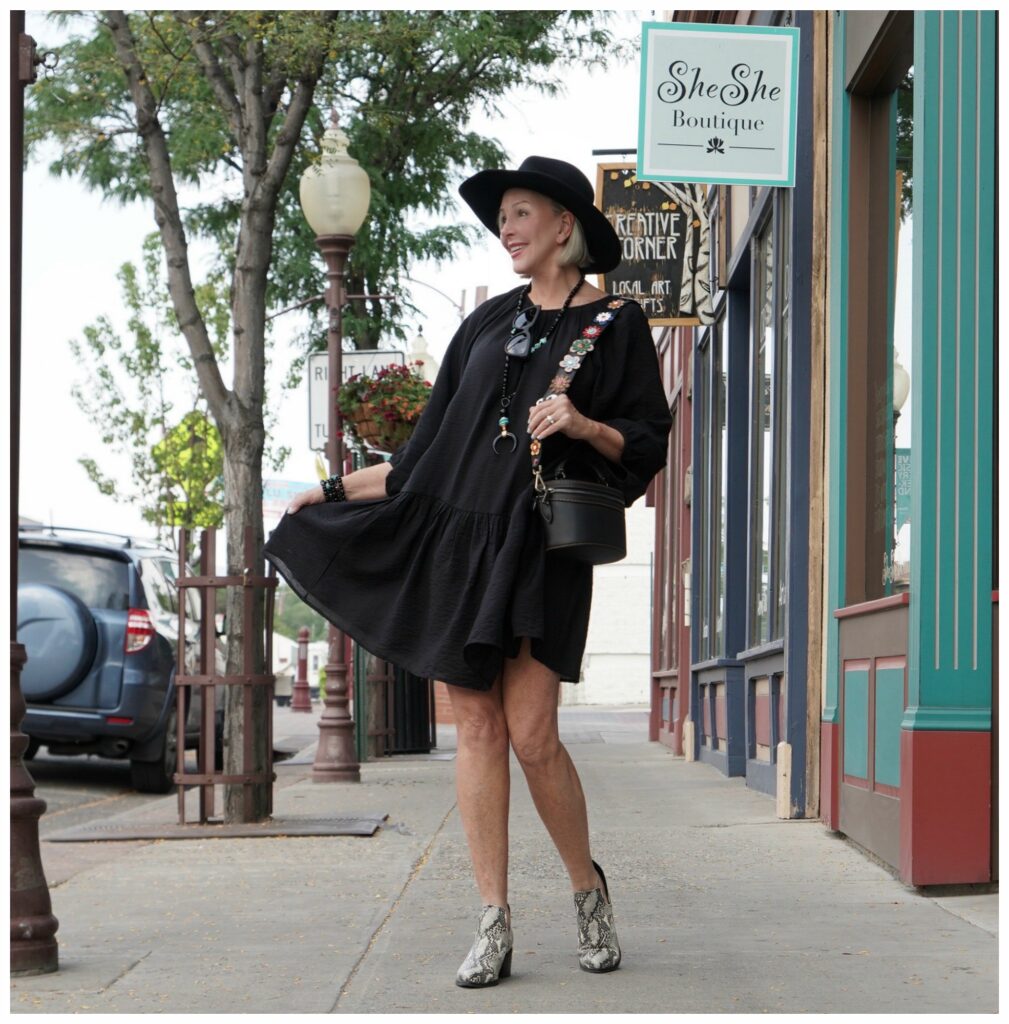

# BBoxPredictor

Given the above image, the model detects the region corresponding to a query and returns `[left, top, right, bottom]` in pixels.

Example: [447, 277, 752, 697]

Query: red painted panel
[702, 685, 712, 739]
[715, 692, 727, 739]
[899, 729, 992, 885]
[821, 721, 840, 829]
[754, 693, 771, 746]
[656, 682, 678, 752]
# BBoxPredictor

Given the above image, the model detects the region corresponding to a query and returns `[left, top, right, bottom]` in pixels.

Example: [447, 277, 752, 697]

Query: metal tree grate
[174, 525, 278, 824]
[44, 813, 389, 843]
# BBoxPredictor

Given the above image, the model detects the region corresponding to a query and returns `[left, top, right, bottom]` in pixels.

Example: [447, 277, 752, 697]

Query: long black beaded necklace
[493, 274, 585, 454]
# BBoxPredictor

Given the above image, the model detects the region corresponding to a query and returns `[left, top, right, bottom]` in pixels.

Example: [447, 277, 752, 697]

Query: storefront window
[698, 339, 712, 658]
[752, 218, 775, 644]
[774, 193, 791, 628]
[665, 404, 679, 666]
[750, 192, 791, 645]
[845, 56, 914, 603]
[696, 313, 730, 662]
[714, 323, 728, 653]
[886, 69, 913, 592]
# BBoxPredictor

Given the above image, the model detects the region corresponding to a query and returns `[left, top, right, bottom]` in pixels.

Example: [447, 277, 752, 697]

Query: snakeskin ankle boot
[455, 904, 513, 988]
[573, 860, 622, 973]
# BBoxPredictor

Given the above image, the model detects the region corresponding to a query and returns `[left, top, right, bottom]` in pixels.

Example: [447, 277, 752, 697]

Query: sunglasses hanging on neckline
[504, 304, 541, 359]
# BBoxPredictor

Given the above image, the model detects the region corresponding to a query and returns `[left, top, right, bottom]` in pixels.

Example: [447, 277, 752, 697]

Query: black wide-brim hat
[459, 155, 622, 274]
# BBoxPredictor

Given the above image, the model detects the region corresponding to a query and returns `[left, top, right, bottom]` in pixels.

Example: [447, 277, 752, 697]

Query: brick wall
[433, 680, 455, 725]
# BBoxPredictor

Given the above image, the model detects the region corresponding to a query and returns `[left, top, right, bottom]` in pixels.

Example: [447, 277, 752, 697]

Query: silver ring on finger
[547, 414, 555, 425]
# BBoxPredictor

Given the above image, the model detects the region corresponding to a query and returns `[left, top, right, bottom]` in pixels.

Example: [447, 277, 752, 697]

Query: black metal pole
[10, 10, 59, 976]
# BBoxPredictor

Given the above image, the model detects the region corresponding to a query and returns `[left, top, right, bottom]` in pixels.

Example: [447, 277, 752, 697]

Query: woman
[265, 156, 671, 987]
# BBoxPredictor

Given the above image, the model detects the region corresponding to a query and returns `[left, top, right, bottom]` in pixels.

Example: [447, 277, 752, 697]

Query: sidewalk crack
[330, 799, 456, 1011]
[101, 949, 152, 993]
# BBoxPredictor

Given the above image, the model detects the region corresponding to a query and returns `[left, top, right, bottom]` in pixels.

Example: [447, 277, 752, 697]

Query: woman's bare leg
[502, 638, 598, 892]
[446, 676, 511, 909]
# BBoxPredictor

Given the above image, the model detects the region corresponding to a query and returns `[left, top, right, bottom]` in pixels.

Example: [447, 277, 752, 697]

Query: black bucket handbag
[536, 469, 627, 564]
[530, 298, 630, 565]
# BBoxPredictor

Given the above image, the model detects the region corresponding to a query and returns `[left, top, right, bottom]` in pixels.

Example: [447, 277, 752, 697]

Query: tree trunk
[104, 9, 332, 823]
[221, 409, 270, 822]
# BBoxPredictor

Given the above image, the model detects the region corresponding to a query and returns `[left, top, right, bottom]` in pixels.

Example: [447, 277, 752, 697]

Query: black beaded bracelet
[321, 475, 347, 502]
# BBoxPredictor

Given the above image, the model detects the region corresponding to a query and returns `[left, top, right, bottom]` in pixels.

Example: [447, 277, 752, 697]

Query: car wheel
[130, 706, 178, 794]
[23, 736, 40, 760]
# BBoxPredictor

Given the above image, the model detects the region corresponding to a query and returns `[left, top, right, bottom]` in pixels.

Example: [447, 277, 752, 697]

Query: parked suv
[16, 525, 224, 793]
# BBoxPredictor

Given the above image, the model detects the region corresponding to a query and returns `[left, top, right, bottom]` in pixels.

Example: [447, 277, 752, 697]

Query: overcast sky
[16, 9, 644, 547]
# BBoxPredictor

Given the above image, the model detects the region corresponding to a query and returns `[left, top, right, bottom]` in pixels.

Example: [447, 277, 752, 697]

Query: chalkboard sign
[595, 163, 701, 326]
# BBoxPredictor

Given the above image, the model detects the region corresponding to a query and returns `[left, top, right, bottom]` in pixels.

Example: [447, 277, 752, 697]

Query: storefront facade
[822, 10, 997, 884]
[649, 323, 692, 752]
[649, 9, 824, 818]
[648, 9, 997, 881]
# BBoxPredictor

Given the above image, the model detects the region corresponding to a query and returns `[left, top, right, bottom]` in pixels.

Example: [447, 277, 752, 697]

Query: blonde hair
[548, 200, 593, 270]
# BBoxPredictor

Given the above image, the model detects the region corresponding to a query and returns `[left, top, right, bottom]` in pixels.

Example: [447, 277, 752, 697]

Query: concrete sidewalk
[11, 705, 998, 1013]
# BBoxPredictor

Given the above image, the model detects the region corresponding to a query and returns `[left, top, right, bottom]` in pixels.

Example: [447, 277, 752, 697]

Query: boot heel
[499, 949, 513, 979]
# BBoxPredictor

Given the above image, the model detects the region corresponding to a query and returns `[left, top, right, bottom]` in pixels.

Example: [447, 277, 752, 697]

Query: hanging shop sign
[638, 21, 800, 187]
[596, 163, 705, 326]
[308, 348, 405, 450]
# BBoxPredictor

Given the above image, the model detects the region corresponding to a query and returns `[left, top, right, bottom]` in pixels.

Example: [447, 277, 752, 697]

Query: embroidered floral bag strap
[530, 297, 631, 495]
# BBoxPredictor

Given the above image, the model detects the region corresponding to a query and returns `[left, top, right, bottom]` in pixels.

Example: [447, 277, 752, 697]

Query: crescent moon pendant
[492, 431, 518, 454]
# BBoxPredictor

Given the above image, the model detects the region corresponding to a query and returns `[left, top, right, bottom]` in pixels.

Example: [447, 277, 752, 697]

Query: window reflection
[699, 341, 712, 657]
[749, 191, 791, 643]
[752, 219, 774, 644]
[715, 323, 728, 653]
[887, 68, 913, 592]
[774, 194, 791, 633]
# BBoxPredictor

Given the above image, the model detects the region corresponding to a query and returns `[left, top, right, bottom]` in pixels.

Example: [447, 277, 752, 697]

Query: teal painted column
[904, 11, 995, 732]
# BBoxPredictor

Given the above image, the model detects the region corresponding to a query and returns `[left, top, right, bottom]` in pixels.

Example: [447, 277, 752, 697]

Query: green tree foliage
[273, 583, 328, 643]
[150, 412, 225, 531]
[70, 232, 290, 551]
[70, 234, 234, 550]
[28, 11, 619, 349]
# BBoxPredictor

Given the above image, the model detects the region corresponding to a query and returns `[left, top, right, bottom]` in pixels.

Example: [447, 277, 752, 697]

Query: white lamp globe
[893, 357, 911, 413]
[299, 114, 371, 237]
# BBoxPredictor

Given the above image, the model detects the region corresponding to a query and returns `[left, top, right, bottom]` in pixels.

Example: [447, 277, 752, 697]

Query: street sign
[308, 348, 406, 451]
[638, 21, 800, 187]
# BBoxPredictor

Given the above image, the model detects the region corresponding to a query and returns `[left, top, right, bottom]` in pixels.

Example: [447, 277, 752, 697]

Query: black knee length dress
[264, 288, 672, 691]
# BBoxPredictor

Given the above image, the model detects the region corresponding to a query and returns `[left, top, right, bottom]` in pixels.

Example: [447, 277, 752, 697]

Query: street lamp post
[10, 14, 59, 975]
[298, 112, 371, 782]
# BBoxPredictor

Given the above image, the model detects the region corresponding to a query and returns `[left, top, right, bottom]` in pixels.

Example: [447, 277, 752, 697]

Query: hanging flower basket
[337, 362, 432, 454]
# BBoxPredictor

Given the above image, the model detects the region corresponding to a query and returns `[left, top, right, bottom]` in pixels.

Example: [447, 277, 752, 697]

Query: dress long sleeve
[590, 302, 672, 506]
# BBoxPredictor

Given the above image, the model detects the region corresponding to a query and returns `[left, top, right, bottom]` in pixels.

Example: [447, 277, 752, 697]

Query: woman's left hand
[527, 394, 593, 442]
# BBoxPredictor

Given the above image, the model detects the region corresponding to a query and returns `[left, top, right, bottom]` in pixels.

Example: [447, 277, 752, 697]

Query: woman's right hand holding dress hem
[286, 462, 394, 513]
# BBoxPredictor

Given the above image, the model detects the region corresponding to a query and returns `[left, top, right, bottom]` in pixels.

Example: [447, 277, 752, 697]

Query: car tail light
[125, 608, 155, 653]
